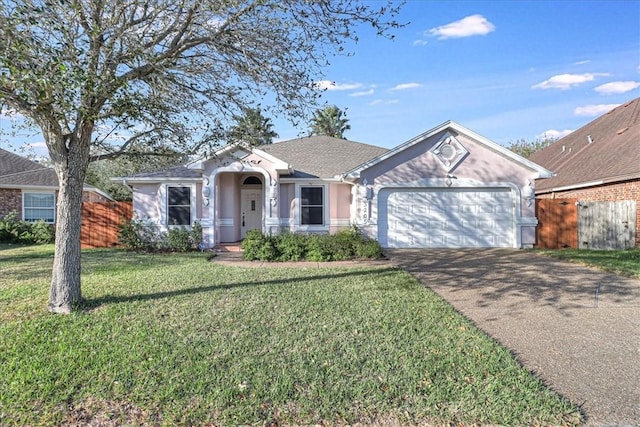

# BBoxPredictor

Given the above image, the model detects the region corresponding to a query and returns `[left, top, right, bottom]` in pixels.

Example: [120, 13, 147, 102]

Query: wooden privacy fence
[577, 200, 637, 250]
[81, 201, 132, 248]
[535, 198, 578, 249]
[536, 199, 637, 250]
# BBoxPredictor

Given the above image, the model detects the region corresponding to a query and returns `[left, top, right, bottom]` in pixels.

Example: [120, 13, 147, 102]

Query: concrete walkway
[385, 249, 640, 426]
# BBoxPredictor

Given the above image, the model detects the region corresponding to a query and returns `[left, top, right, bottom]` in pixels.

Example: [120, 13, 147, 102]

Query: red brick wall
[537, 179, 640, 247]
[0, 189, 23, 219]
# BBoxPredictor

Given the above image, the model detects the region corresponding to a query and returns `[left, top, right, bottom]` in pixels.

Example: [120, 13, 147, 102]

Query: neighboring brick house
[529, 97, 640, 246]
[0, 148, 112, 223]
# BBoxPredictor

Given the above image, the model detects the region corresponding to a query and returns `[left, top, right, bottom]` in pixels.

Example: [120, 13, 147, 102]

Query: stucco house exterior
[0, 148, 112, 223]
[119, 121, 552, 249]
[529, 97, 640, 246]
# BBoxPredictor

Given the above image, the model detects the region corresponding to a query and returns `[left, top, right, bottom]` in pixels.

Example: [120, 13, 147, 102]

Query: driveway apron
[385, 249, 640, 426]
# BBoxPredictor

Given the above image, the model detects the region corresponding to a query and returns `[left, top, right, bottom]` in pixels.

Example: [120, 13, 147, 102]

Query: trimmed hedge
[241, 228, 383, 262]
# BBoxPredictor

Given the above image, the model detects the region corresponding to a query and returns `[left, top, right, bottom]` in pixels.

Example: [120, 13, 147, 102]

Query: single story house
[528, 97, 640, 247]
[0, 148, 112, 223]
[119, 121, 553, 249]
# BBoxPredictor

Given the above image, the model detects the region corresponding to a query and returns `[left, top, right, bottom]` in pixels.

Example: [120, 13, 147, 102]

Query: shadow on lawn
[81, 267, 400, 310]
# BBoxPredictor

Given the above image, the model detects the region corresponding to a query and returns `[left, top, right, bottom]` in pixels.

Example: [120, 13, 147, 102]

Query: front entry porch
[204, 166, 279, 247]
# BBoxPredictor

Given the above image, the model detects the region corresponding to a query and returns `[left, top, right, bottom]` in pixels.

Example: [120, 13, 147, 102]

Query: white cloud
[594, 81, 640, 95]
[573, 60, 591, 65]
[532, 73, 609, 90]
[413, 39, 428, 46]
[350, 89, 375, 97]
[389, 82, 422, 91]
[427, 14, 495, 40]
[314, 80, 363, 91]
[574, 103, 621, 117]
[538, 129, 574, 139]
[368, 99, 399, 106]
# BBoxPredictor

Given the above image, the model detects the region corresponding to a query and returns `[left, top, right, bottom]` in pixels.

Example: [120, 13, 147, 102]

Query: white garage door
[379, 188, 514, 248]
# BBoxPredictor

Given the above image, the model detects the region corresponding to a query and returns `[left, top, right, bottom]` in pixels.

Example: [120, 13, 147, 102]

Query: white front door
[240, 189, 263, 238]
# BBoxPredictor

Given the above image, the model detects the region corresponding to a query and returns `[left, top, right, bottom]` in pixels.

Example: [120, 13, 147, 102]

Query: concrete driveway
[385, 249, 640, 426]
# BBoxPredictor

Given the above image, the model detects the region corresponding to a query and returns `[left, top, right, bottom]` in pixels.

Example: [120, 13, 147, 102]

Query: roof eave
[536, 172, 640, 194]
[251, 147, 293, 174]
[111, 177, 202, 184]
[0, 184, 58, 190]
[0, 184, 114, 199]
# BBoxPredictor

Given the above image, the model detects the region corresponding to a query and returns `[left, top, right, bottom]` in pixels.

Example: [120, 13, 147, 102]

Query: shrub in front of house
[241, 228, 383, 262]
[118, 218, 202, 252]
[0, 212, 55, 244]
[353, 236, 384, 259]
[241, 229, 268, 260]
[275, 231, 307, 261]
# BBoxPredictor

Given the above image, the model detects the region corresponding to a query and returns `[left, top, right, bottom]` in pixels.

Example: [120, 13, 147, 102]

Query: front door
[240, 189, 262, 238]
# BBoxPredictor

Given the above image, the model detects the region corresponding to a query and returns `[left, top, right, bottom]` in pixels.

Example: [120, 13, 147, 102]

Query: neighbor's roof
[0, 168, 58, 187]
[529, 97, 640, 192]
[0, 148, 58, 188]
[259, 135, 388, 178]
[0, 147, 113, 199]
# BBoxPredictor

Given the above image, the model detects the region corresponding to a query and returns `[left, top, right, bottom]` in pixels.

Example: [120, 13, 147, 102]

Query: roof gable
[529, 97, 640, 192]
[345, 121, 553, 180]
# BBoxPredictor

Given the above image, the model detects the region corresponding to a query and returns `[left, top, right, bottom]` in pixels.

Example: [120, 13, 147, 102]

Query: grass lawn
[539, 248, 640, 278]
[0, 244, 581, 426]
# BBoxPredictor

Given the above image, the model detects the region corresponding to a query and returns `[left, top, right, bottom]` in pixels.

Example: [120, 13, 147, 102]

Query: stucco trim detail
[206, 163, 274, 247]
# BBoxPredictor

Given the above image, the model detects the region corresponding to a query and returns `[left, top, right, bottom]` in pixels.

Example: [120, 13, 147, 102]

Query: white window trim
[160, 184, 197, 228]
[22, 191, 56, 223]
[295, 183, 329, 231]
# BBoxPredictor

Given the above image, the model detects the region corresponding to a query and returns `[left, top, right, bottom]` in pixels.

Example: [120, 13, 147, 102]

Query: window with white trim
[23, 192, 55, 223]
[167, 186, 191, 225]
[300, 186, 324, 225]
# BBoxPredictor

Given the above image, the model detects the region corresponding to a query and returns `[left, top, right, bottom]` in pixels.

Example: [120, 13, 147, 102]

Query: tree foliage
[0, 0, 402, 313]
[86, 149, 189, 201]
[507, 137, 557, 158]
[309, 105, 351, 139]
[228, 107, 278, 147]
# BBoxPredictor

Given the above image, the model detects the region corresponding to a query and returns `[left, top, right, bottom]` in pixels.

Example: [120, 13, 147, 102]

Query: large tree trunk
[48, 132, 91, 314]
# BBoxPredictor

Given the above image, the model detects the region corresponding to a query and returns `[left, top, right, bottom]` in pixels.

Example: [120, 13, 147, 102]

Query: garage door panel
[381, 188, 514, 248]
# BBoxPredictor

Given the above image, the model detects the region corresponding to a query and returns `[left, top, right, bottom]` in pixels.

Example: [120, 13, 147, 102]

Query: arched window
[242, 176, 262, 185]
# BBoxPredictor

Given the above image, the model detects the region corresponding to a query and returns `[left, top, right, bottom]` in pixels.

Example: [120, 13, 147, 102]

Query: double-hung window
[23, 192, 55, 223]
[167, 186, 191, 226]
[300, 186, 324, 225]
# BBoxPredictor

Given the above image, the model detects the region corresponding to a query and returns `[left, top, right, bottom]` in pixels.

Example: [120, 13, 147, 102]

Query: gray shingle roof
[529, 97, 640, 192]
[259, 135, 388, 178]
[0, 168, 58, 187]
[0, 148, 58, 187]
[128, 165, 201, 179]
[0, 148, 112, 200]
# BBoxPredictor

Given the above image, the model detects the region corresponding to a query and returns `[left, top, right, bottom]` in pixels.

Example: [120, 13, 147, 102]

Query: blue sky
[1, 0, 639, 156]
[274, 0, 640, 148]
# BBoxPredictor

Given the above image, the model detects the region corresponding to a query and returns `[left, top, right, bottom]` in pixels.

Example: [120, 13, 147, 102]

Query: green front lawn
[540, 248, 640, 278]
[0, 244, 581, 426]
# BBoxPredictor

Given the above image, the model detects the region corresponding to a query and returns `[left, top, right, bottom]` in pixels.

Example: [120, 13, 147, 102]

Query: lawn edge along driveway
[386, 248, 640, 427]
